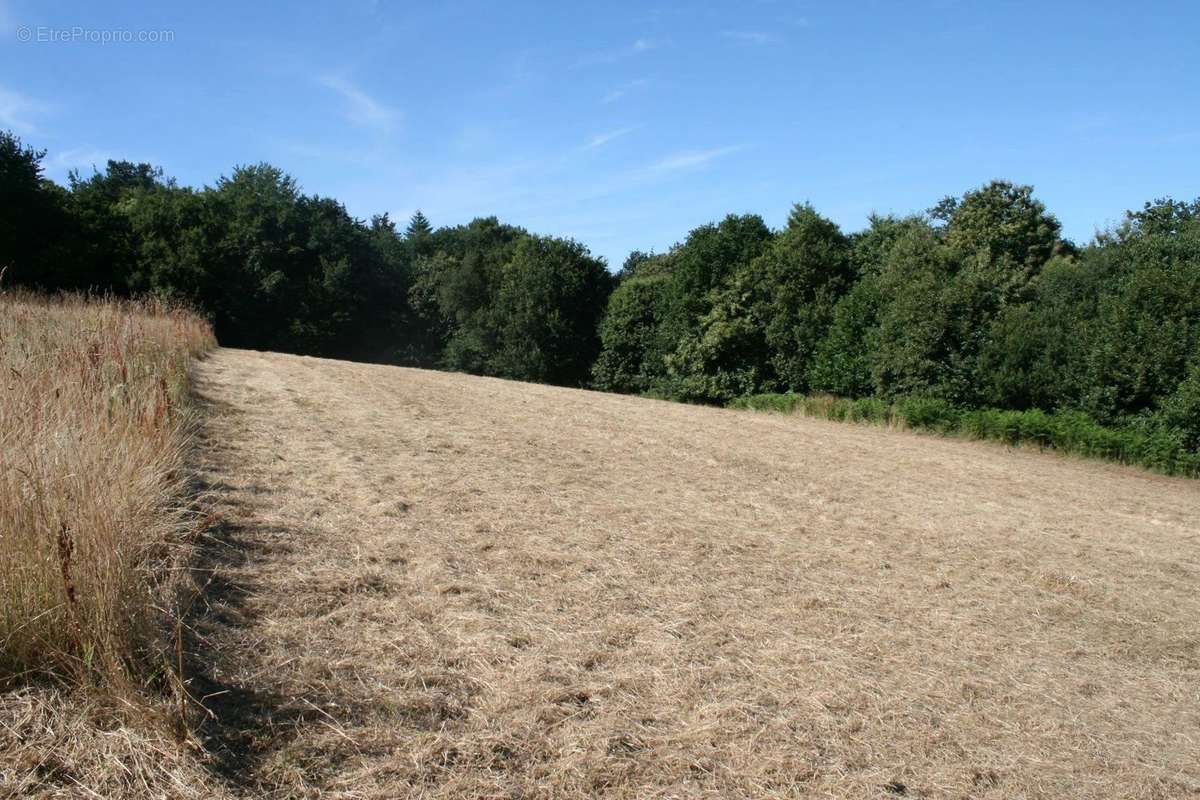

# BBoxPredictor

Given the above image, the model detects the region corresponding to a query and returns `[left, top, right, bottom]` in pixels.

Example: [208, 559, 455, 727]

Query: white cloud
[601, 77, 650, 105]
[586, 126, 639, 149]
[50, 146, 112, 174]
[577, 39, 663, 67]
[38, 146, 160, 182]
[648, 146, 743, 173]
[318, 75, 400, 133]
[721, 30, 775, 45]
[0, 84, 47, 135]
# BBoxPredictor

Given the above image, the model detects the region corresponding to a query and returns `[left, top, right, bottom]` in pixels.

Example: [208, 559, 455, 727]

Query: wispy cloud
[586, 126, 640, 149]
[50, 147, 113, 174]
[721, 30, 776, 45]
[577, 39, 663, 67]
[40, 145, 160, 182]
[648, 145, 743, 173]
[601, 77, 650, 105]
[0, 84, 48, 135]
[318, 75, 400, 133]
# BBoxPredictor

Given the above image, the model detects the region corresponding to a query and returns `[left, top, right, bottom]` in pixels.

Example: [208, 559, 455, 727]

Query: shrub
[898, 396, 961, 432]
[1158, 355, 1200, 451]
[849, 397, 891, 424]
[729, 392, 800, 414]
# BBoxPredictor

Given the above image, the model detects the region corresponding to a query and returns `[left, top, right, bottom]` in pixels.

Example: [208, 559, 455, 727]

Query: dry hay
[180, 347, 1200, 799]
[0, 687, 233, 800]
[0, 293, 225, 799]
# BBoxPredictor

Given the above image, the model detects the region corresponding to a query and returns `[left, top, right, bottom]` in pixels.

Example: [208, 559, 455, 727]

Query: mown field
[184, 348, 1198, 798]
[3, 304, 1199, 798]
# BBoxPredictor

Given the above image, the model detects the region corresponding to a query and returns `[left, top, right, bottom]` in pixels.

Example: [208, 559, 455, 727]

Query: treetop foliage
[2, 129, 1197, 452]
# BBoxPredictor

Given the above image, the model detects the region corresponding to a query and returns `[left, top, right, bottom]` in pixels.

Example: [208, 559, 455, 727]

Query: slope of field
[189, 347, 1200, 799]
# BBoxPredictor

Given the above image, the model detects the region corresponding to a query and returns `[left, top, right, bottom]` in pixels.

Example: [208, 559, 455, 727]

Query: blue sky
[2, 1, 1198, 268]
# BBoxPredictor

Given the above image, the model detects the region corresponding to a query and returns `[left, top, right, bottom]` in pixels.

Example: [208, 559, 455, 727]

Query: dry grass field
[0, 293, 222, 799]
[0, 294, 214, 681]
[181, 347, 1200, 799]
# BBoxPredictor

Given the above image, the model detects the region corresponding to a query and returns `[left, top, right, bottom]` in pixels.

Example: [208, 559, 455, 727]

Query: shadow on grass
[180, 388, 337, 789]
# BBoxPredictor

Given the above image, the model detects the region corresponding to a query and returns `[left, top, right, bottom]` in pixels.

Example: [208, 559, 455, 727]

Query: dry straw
[184, 348, 1200, 799]
[0, 291, 228, 798]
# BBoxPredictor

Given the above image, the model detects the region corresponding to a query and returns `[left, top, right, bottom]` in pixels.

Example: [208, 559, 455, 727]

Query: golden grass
[187, 348, 1200, 799]
[0, 291, 214, 683]
[0, 292, 228, 798]
[0, 687, 230, 799]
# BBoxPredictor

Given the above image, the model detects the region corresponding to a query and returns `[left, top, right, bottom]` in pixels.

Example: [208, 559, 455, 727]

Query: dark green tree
[808, 276, 883, 397]
[1120, 197, 1200, 239]
[405, 210, 434, 258]
[1160, 353, 1200, 450]
[122, 183, 214, 303]
[808, 215, 926, 397]
[408, 217, 526, 372]
[616, 249, 654, 281]
[975, 254, 1097, 411]
[1080, 213, 1200, 420]
[68, 160, 172, 291]
[871, 224, 960, 399]
[666, 204, 850, 402]
[591, 273, 674, 393]
[0, 131, 76, 288]
[666, 213, 773, 324]
[489, 235, 613, 385]
[751, 204, 853, 390]
[651, 214, 773, 396]
[942, 180, 1063, 285]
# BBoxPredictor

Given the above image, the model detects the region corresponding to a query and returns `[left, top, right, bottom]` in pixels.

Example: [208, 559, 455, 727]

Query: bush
[898, 396, 961, 432]
[849, 397, 891, 424]
[1158, 355, 1200, 450]
[729, 392, 800, 414]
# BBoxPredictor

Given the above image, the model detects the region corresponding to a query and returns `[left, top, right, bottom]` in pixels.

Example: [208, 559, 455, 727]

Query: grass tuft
[0, 290, 215, 688]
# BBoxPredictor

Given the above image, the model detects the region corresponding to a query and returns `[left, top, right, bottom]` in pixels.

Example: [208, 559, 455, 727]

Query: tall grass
[730, 392, 1200, 478]
[0, 291, 215, 689]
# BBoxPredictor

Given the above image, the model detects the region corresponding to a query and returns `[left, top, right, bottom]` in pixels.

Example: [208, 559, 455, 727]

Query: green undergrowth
[730, 393, 1200, 478]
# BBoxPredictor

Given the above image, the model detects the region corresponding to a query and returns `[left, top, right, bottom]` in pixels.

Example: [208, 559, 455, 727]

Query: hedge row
[729, 393, 1200, 478]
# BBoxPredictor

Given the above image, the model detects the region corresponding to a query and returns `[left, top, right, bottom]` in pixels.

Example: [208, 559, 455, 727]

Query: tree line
[2, 129, 1197, 452]
[1, 131, 613, 384]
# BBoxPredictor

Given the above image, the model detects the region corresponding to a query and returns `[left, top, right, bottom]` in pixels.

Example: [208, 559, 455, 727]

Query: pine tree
[405, 210, 433, 257]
